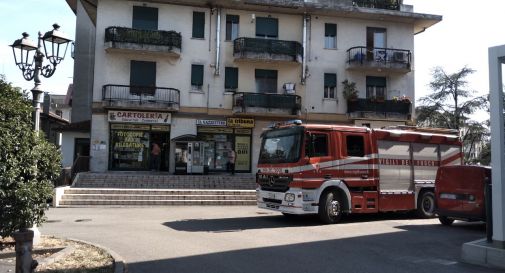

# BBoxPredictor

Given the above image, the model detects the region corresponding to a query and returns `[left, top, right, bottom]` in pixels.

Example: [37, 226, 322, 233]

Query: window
[192, 12, 205, 38]
[324, 23, 336, 49]
[255, 69, 277, 93]
[130, 60, 156, 95]
[226, 15, 239, 41]
[346, 135, 365, 157]
[132, 6, 158, 30]
[366, 76, 386, 100]
[324, 73, 337, 99]
[366, 27, 387, 62]
[305, 133, 329, 157]
[256, 17, 278, 39]
[191, 64, 204, 90]
[225, 67, 238, 91]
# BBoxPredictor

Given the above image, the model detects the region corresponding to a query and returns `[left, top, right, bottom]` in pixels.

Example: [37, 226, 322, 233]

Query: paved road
[40, 207, 499, 273]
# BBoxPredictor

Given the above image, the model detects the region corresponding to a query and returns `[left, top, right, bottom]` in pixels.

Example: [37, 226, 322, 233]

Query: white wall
[60, 132, 90, 167]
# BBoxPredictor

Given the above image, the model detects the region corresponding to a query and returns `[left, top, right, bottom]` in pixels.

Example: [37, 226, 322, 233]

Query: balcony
[347, 98, 411, 120]
[346, 46, 411, 73]
[233, 37, 302, 64]
[353, 0, 400, 11]
[102, 84, 180, 111]
[233, 92, 301, 117]
[104, 27, 181, 56]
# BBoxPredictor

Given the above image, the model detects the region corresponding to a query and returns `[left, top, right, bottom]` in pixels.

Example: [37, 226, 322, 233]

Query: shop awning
[171, 134, 200, 142]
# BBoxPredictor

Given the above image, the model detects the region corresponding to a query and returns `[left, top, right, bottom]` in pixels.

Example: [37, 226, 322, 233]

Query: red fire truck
[256, 121, 462, 224]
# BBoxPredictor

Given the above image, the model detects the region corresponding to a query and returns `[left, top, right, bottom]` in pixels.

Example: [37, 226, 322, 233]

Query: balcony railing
[347, 98, 411, 119]
[347, 46, 411, 72]
[105, 26, 181, 54]
[353, 0, 400, 10]
[102, 84, 180, 111]
[233, 37, 303, 63]
[233, 92, 301, 116]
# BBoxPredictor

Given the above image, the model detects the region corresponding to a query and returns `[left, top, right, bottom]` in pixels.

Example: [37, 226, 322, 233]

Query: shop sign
[108, 110, 171, 124]
[227, 118, 254, 128]
[197, 127, 234, 134]
[234, 129, 252, 134]
[196, 119, 227, 126]
[111, 124, 150, 131]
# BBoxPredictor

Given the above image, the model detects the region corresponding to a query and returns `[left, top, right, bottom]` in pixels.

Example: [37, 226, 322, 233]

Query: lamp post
[10, 24, 71, 273]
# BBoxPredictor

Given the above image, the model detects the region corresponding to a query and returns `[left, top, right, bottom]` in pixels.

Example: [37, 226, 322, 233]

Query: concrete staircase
[55, 172, 258, 207]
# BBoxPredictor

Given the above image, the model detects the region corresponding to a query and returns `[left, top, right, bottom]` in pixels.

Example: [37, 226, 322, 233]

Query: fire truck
[256, 121, 462, 224]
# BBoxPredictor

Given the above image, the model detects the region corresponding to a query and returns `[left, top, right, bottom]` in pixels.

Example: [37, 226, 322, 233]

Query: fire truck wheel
[417, 191, 436, 218]
[438, 216, 455, 226]
[318, 191, 343, 224]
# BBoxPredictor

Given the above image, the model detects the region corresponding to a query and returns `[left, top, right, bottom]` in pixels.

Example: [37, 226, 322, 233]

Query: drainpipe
[215, 7, 222, 75]
[301, 13, 309, 84]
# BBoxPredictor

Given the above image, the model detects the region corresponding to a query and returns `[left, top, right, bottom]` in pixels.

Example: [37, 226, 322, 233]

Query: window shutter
[325, 23, 336, 37]
[130, 61, 156, 87]
[256, 17, 278, 38]
[324, 73, 336, 87]
[191, 64, 204, 86]
[366, 76, 386, 87]
[192, 12, 205, 38]
[255, 69, 277, 79]
[225, 67, 238, 89]
[132, 6, 158, 30]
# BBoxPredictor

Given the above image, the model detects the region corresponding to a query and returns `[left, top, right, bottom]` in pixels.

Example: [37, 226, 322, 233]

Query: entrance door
[366, 27, 386, 62]
[74, 138, 90, 163]
[150, 132, 170, 171]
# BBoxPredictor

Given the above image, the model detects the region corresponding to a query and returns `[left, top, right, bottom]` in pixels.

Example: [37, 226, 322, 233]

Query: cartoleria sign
[108, 110, 171, 124]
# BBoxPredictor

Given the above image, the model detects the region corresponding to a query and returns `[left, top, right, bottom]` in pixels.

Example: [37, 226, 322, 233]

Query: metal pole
[31, 32, 44, 132]
[486, 182, 493, 243]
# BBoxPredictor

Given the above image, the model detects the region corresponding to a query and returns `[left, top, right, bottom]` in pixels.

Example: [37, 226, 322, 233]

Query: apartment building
[66, 0, 441, 174]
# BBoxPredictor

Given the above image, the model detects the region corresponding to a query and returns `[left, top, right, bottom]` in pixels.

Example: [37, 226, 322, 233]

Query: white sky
[1, 0, 504, 120]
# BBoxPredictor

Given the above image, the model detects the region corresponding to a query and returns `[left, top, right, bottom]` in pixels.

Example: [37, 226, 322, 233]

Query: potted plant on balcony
[342, 79, 358, 101]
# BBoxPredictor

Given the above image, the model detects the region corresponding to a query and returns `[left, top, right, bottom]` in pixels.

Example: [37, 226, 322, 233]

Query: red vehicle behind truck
[256, 121, 462, 224]
[435, 165, 491, 225]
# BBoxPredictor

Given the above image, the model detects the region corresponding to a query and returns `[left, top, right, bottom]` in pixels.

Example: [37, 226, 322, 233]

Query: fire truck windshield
[259, 127, 303, 164]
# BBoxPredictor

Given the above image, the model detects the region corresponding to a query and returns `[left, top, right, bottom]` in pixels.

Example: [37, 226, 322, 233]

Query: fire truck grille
[257, 174, 292, 192]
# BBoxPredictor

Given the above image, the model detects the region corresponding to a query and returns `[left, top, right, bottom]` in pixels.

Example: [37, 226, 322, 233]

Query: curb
[65, 237, 127, 273]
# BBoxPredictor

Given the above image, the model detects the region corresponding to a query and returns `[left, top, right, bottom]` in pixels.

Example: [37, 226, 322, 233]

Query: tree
[0, 75, 61, 237]
[416, 66, 489, 164]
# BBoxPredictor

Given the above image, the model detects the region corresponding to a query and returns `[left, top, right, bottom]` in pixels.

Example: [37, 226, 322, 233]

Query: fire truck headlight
[285, 193, 296, 202]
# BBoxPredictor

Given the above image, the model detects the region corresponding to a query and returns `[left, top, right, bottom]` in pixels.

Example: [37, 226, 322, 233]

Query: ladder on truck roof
[382, 125, 459, 136]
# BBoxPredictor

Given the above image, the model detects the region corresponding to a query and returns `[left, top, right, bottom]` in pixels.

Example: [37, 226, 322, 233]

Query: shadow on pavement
[130, 222, 496, 273]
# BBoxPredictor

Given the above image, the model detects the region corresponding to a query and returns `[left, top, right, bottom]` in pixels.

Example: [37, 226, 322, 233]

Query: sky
[1, 0, 504, 118]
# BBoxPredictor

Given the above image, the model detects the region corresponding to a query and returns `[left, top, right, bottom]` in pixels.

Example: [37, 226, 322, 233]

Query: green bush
[0, 75, 61, 237]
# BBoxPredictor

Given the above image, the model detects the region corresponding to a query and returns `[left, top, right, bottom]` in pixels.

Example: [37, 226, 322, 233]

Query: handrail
[347, 46, 411, 69]
[105, 26, 182, 50]
[233, 37, 303, 62]
[233, 92, 301, 114]
[71, 155, 90, 180]
[353, 0, 400, 10]
[347, 98, 411, 115]
[102, 84, 180, 108]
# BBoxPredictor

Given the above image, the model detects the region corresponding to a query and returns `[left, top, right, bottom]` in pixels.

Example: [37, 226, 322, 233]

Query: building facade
[66, 0, 441, 174]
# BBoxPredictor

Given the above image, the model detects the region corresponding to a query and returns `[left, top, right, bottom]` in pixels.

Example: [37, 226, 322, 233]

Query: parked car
[435, 165, 491, 225]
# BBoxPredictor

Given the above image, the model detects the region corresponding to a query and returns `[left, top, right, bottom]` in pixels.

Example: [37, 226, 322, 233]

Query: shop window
[324, 73, 336, 99]
[347, 135, 365, 157]
[132, 6, 158, 30]
[256, 17, 278, 39]
[130, 60, 156, 95]
[225, 67, 238, 91]
[255, 69, 277, 93]
[191, 64, 204, 90]
[192, 11, 205, 39]
[366, 76, 386, 100]
[226, 15, 239, 41]
[324, 23, 337, 49]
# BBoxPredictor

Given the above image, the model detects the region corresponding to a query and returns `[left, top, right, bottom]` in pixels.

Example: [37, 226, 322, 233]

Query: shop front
[173, 118, 253, 174]
[108, 110, 171, 171]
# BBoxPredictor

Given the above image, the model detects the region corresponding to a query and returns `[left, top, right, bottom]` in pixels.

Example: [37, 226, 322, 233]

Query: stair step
[63, 188, 256, 195]
[61, 194, 256, 201]
[58, 199, 257, 206]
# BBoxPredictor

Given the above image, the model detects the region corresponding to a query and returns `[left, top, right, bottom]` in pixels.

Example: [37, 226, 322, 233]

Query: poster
[235, 136, 251, 171]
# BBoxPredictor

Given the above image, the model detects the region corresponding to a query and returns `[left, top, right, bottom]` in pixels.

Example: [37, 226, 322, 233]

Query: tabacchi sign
[108, 111, 171, 124]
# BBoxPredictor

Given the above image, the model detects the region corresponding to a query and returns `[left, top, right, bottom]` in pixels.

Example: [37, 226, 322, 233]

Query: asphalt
[4, 207, 503, 273]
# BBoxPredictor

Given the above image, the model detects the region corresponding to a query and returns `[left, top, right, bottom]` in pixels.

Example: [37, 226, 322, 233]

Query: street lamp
[9, 24, 72, 273]
[10, 23, 72, 132]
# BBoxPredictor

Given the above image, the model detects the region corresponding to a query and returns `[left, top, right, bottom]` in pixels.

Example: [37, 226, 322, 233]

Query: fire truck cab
[256, 121, 462, 224]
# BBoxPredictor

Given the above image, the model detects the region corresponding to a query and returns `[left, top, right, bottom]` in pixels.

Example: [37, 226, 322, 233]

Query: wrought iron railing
[105, 26, 182, 50]
[233, 37, 303, 62]
[347, 46, 411, 70]
[102, 84, 180, 109]
[353, 0, 400, 10]
[347, 98, 411, 115]
[233, 92, 301, 114]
